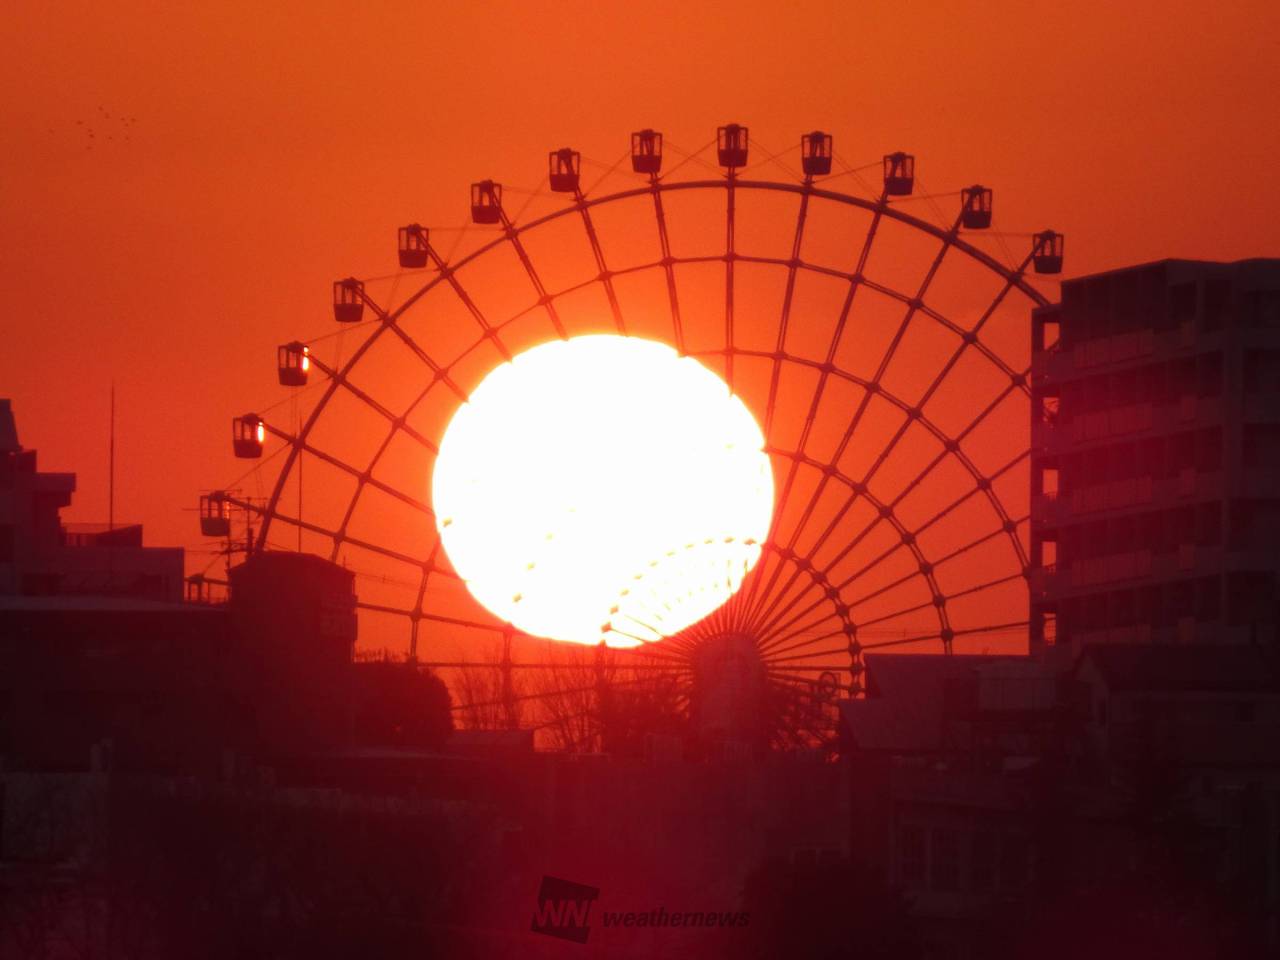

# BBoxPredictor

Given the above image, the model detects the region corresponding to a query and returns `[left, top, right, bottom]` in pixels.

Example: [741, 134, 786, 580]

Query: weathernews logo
[531, 876, 600, 943]
[530, 876, 750, 944]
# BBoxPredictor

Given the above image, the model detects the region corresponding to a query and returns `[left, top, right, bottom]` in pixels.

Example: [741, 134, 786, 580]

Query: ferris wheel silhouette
[203, 124, 1063, 749]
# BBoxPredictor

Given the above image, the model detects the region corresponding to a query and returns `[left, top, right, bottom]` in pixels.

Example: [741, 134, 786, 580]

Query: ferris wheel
[201, 125, 1063, 751]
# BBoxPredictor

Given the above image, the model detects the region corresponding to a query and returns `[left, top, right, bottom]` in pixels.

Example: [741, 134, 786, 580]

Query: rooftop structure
[0, 400, 182, 602]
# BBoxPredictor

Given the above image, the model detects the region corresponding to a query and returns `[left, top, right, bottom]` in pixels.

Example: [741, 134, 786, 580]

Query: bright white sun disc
[431, 335, 774, 647]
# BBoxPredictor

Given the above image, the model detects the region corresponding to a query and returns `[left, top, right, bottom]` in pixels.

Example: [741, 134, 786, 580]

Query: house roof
[1076, 643, 1280, 695]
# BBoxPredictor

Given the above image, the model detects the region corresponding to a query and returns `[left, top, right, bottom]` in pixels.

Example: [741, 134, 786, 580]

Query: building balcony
[1068, 550, 1153, 589]
[1242, 393, 1280, 423]
[1066, 404, 1155, 443]
[1052, 469, 1225, 521]
[1033, 542, 1250, 603]
[1238, 468, 1280, 498]
[1067, 475, 1156, 515]
[1073, 623, 1154, 646]
[1036, 397, 1228, 456]
[1072, 329, 1158, 371]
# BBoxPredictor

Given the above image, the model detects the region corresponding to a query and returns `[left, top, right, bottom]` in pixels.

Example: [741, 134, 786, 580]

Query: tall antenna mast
[109, 382, 115, 532]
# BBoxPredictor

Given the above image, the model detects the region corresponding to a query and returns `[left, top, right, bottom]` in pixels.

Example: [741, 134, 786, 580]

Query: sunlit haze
[432, 335, 774, 646]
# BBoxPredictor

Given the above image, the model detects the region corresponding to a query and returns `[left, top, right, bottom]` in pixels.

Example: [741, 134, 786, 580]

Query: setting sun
[432, 335, 774, 647]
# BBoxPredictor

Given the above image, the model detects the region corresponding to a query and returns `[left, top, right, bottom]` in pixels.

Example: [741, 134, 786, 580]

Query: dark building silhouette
[0, 399, 182, 601]
[1029, 259, 1280, 658]
[840, 646, 1280, 957]
[0, 401, 448, 773]
[836, 258, 1280, 957]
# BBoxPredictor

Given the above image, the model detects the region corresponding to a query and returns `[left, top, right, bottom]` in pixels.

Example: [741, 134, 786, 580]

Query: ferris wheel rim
[232, 166, 1045, 739]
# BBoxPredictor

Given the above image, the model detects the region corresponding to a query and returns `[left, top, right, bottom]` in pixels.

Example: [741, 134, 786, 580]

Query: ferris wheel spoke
[765, 644, 851, 665]
[327, 378, 443, 577]
[408, 541, 441, 658]
[909, 448, 1029, 542]
[260, 420, 430, 518]
[649, 183, 686, 353]
[758, 586, 864, 654]
[355, 599, 414, 619]
[775, 220, 960, 568]
[758, 374, 1023, 638]
[760, 624, 847, 660]
[751, 257, 1030, 386]
[317, 446, 435, 519]
[745, 196, 887, 621]
[762, 190, 812, 439]
[846, 281, 1031, 507]
[498, 209, 567, 339]
[739, 443, 899, 639]
[772, 472, 1028, 640]
[329, 525, 450, 577]
[356, 289, 470, 402]
[837, 520, 1021, 617]
[761, 446, 1029, 642]
[307, 356, 440, 454]
[753, 514, 931, 651]
[411, 609, 508, 634]
[241, 506, 339, 555]
[858, 631, 950, 651]
[725, 175, 738, 387]
[571, 191, 627, 335]
[425, 245, 514, 362]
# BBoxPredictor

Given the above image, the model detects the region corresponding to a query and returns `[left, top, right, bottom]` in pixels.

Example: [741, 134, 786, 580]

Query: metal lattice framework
[205, 128, 1062, 750]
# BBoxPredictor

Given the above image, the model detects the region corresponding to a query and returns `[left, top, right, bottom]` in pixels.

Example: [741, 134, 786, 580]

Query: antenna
[108, 382, 115, 532]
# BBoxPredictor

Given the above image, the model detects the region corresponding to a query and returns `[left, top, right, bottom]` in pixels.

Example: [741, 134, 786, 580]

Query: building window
[1197, 352, 1223, 397]
[1170, 282, 1197, 325]
[971, 830, 998, 891]
[898, 824, 926, 888]
[1245, 290, 1280, 328]
[1195, 427, 1223, 473]
[1000, 834, 1030, 889]
[1243, 424, 1280, 471]
[1203, 278, 1231, 330]
[931, 828, 961, 892]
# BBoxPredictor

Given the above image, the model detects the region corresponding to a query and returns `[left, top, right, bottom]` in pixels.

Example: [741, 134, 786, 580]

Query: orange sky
[3, 0, 1277, 583]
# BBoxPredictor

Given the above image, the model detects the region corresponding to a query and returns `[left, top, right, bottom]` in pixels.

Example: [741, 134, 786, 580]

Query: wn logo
[530, 876, 600, 944]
